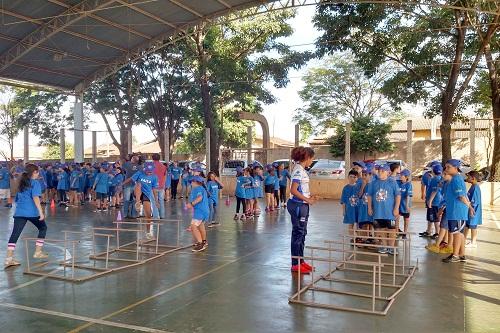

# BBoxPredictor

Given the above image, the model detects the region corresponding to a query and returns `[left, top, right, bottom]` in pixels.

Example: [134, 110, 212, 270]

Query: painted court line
[0, 268, 61, 296]
[68, 246, 266, 333]
[0, 303, 171, 333]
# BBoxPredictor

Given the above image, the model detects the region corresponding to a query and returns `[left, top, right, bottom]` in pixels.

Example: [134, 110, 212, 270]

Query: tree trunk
[484, 44, 500, 181]
[119, 129, 129, 159]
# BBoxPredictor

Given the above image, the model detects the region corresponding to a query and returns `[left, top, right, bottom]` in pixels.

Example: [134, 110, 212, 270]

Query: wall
[219, 176, 500, 206]
[312, 137, 491, 170]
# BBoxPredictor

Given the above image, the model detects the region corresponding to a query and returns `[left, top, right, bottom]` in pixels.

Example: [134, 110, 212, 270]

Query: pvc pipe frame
[288, 233, 417, 316]
[22, 219, 189, 283]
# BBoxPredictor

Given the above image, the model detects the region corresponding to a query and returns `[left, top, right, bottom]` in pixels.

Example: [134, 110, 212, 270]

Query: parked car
[272, 159, 291, 169]
[373, 159, 408, 170]
[305, 159, 318, 172]
[221, 160, 263, 176]
[309, 159, 345, 179]
[176, 160, 207, 174]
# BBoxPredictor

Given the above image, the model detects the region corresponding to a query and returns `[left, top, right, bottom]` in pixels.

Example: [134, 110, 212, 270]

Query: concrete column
[23, 126, 29, 163]
[295, 124, 300, 147]
[60, 128, 66, 163]
[470, 118, 475, 168]
[345, 123, 351, 170]
[163, 130, 170, 163]
[205, 128, 211, 172]
[127, 130, 133, 155]
[247, 126, 252, 165]
[73, 93, 84, 163]
[92, 131, 97, 163]
[407, 119, 413, 172]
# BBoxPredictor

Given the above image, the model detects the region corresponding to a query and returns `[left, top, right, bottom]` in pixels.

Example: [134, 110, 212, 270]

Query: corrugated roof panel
[2, 64, 81, 89]
[3, 1, 63, 21]
[65, 17, 145, 50]
[140, 0, 196, 25]
[95, 6, 167, 37]
[0, 12, 38, 39]
[40, 32, 122, 60]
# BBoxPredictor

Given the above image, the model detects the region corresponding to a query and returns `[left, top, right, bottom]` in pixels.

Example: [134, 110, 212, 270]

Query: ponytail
[18, 164, 39, 192]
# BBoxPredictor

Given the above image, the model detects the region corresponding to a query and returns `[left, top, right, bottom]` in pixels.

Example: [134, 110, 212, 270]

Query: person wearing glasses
[5, 164, 48, 268]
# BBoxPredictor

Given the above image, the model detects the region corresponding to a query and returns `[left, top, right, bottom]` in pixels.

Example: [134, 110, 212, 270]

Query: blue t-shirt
[357, 181, 372, 223]
[165, 171, 172, 188]
[111, 173, 124, 187]
[207, 180, 221, 205]
[274, 177, 280, 191]
[94, 172, 110, 194]
[38, 169, 47, 191]
[14, 180, 42, 218]
[189, 185, 210, 221]
[244, 177, 255, 199]
[421, 171, 432, 187]
[45, 169, 53, 188]
[171, 167, 181, 180]
[235, 176, 248, 198]
[253, 175, 264, 198]
[57, 171, 70, 190]
[341, 184, 358, 224]
[444, 174, 468, 221]
[428, 175, 443, 207]
[79, 169, 87, 191]
[132, 171, 159, 201]
[399, 181, 413, 214]
[70, 170, 81, 189]
[368, 178, 401, 220]
[467, 184, 482, 226]
[264, 174, 277, 186]
[0, 168, 10, 189]
[278, 170, 290, 187]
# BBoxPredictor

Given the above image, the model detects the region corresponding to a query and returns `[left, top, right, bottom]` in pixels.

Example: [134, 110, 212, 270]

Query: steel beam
[14, 61, 85, 79]
[114, 0, 178, 29]
[47, 0, 152, 40]
[168, 0, 204, 18]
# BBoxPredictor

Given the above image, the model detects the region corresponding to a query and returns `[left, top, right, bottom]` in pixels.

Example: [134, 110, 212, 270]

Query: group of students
[3, 153, 227, 267]
[233, 162, 290, 220]
[420, 161, 483, 262]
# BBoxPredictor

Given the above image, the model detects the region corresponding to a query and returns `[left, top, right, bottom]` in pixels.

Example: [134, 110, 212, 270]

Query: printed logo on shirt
[375, 189, 388, 202]
[139, 178, 152, 184]
[349, 195, 358, 207]
[363, 193, 369, 203]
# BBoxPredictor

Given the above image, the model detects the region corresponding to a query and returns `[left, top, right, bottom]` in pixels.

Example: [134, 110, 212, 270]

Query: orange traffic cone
[50, 199, 55, 209]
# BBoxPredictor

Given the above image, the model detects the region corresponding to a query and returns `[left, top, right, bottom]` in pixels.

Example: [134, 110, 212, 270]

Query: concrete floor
[0, 198, 499, 333]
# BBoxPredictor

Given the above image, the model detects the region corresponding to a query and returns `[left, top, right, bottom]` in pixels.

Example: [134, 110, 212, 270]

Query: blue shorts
[440, 219, 448, 229]
[427, 206, 439, 222]
[466, 223, 478, 230]
[358, 221, 372, 229]
[448, 220, 466, 234]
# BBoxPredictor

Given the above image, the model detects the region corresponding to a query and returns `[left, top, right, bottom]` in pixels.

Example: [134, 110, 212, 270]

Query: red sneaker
[301, 261, 315, 271]
[291, 264, 311, 274]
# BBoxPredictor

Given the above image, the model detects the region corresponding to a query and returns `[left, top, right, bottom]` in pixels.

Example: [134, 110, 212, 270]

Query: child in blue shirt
[5, 164, 48, 268]
[426, 164, 444, 239]
[253, 165, 264, 216]
[357, 167, 373, 243]
[131, 162, 159, 238]
[273, 164, 280, 209]
[187, 176, 210, 252]
[206, 171, 224, 227]
[56, 166, 70, 206]
[442, 159, 475, 263]
[244, 168, 256, 218]
[264, 165, 277, 212]
[278, 163, 290, 207]
[464, 171, 482, 248]
[181, 166, 191, 199]
[164, 164, 172, 203]
[93, 165, 110, 211]
[0, 164, 11, 205]
[419, 164, 443, 238]
[367, 163, 401, 255]
[234, 167, 249, 221]
[341, 170, 359, 235]
[398, 169, 413, 239]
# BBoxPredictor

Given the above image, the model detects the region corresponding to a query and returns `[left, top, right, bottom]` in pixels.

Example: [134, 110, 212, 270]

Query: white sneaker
[465, 242, 477, 248]
[33, 251, 49, 259]
[4, 257, 20, 268]
[145, 232, 154, 240]
[134, 201, 142, 213]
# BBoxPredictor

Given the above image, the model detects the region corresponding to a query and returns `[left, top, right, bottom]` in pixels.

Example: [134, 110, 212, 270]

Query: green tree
[328, 117, 393, 159]
[295, 55, 394, 136]
[0, 86, 22, 161]
[85, 64, 142, 159]
[183, 9, 312, 169]
[11, 88, 69, 145]
[42, 143, 74, 160]
[314, 2, 500, 163]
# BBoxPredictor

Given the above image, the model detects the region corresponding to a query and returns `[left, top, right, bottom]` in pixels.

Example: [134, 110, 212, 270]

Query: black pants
[279, 185, 287, 203]
[236, 196, 246, 214]
[58, 189, 67, 202]
[274, 190, 279, 205]
[287, 200, 309, 266]
[8, 216, 47, 245]
[171, 179, 179, 199]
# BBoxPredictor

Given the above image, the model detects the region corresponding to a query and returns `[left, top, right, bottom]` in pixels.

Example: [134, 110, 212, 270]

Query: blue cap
[191, 175, 205, 184]
[378, 164, 390, 171]
[272, 162, 279, 168]
[192, 166, 203, 173]
[432, 164, 443, 175]
[266, 164, 273, 171]
[401, 169, 411, 177]
[353, 161, 366, 168]
[446, 159, 461, 169]
[144, 162, 155, 172]
[430, 160, 441, 167]
[236, 166, 243, 173]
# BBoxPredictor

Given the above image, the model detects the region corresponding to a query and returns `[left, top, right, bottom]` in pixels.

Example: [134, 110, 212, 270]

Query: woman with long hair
[5, 163, 48, 268]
